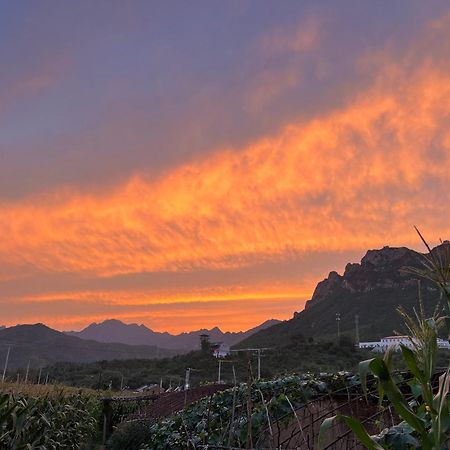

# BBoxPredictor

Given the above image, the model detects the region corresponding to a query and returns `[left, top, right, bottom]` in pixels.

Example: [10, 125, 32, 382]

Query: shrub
[107, 420, 154, 450]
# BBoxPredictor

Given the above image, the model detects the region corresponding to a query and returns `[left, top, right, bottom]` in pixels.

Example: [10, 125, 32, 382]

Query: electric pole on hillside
[355, 314, 360, 346]
[184, 367, 200, 390]
[231, 348, 271, 379]
[25, 360, 30, 384]
[218, 359, 224, 384]
[336, 313, 341, 343]
[217, 359, 235, 384]
[184, 368, 191, 390]
[2, 346, 11, 383]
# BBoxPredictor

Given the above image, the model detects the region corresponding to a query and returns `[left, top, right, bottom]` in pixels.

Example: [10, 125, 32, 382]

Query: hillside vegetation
[238, 245, 446, 349]
[0, 324, 180, 369]
[20, 340, 372, 391]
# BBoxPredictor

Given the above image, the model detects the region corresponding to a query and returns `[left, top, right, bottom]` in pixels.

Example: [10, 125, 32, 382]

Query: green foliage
[137, 373, 348, 450]
[40, 342, 371, 391]
[0, 391, 100, 449]
[319, 414, 385, 450]
[107, 420, 154, 450]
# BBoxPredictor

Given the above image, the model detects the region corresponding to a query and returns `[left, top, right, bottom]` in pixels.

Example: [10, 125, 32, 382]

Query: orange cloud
[2, 15, 450, 332]
[23, 286, 308, 306]
[2, 296, 304, 333]
[246, 15, 322, 113]
[1, 58, 449, 278]
[3, 281, 311, 332]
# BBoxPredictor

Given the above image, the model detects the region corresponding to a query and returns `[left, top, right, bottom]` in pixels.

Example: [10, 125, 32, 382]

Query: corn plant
[0, 392, 100, 449]
[408, 228, 450, 337]
[319, 231, 450, 450]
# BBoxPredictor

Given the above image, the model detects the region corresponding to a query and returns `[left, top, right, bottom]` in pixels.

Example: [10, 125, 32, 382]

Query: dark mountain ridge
[237, 242, 449, 349]
[66, 319, 280, 350]
[0, 323, 181, 370]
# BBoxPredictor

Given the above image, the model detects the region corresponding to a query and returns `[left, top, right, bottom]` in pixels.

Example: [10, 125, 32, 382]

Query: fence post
[102, 398, 113, 445]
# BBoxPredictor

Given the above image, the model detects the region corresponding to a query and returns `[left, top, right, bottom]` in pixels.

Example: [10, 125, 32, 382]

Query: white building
[212, 343, 231, 358]
[359, 336, 450, 352]
[438, 338, 450, 349]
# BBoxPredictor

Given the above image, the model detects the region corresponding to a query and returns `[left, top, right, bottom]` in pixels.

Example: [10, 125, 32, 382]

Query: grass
[0, 380, 101, 397]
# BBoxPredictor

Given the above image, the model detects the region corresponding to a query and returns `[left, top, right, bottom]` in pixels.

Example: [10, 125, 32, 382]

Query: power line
[231, 348, 272, 379]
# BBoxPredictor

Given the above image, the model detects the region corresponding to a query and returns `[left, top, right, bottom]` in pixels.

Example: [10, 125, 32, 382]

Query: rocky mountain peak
[307, 245, 425, 307]
[361, 246, 414, 268]
[310, 271, 343, 303]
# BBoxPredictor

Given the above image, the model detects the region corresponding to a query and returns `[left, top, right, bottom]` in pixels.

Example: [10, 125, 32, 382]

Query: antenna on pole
[355, 314, 360, 346]
[2, 346, 11, 383]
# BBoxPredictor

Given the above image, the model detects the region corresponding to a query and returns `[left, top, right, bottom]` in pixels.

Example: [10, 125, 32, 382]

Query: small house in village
[359, 335, 450, 352]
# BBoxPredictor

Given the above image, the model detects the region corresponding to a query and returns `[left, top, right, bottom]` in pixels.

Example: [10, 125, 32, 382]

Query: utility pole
[2, 346, 11, 383]
[25, 360, 30, 383]
[217, 359, 235, 384]
[218, 360, 222, 384]
[355, 314, 360, 346]
[184, 368, 191, 390]
[45, 373, 49, 385]
[37, 367, 42, 385]
[336, 313, 341, 343]
[230, 348, 271, 380]
[256, 349, 262, 379]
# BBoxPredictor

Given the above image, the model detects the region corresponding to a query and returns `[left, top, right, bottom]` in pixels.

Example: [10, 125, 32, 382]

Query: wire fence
[105, 369, 445, 449]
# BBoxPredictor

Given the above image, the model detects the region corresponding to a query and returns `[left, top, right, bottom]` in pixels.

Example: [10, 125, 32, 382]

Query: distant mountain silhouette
[0, 324, 180, 369]
[237, 242, 449, 349]
[66, 319, 281, 350]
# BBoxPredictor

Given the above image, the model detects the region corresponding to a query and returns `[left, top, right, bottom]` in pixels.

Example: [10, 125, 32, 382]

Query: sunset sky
[1, 1, 450, 333]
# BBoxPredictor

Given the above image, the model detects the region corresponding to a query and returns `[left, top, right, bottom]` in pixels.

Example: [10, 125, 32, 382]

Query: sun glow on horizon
[1, 7, 450, 332]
